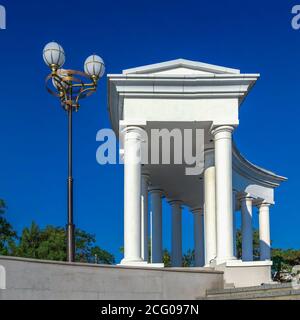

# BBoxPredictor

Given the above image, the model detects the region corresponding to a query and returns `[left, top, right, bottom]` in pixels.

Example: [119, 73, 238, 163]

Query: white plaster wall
[0, 257, 224, 300]
[216, 263, 272, 288]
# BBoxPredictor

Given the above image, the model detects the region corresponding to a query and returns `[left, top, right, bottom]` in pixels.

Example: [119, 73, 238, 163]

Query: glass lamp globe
[43, 42, 65, 69]
[84, 55, 105, 79]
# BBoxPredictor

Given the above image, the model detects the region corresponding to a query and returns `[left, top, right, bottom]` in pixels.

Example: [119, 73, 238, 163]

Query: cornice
[108, 73, 259, 134]
[232, 142, 287, 188]
[122, 58, 241, 75]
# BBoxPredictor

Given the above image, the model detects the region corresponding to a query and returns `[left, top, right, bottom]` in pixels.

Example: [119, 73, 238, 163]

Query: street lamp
[43, 41, 105, 262]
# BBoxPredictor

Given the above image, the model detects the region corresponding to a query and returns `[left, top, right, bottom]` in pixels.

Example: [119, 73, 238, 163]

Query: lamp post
[43, 42, 105, 262]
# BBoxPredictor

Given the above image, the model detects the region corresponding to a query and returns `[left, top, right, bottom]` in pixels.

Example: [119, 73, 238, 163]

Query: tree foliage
[235, 228, 300, 276]
[14, 223, 66, 261]
[0, 199, 115, 264]
[0, 200, 18, 255]
[12, 222, 115, 264]
[182, 249, 195, 267]
[272, 249, 300, 274]
[163, 249, 171, 267]
[162, 249, 195, 267]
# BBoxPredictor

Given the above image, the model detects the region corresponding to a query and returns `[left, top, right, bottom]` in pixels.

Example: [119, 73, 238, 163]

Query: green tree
[37, 225, 66, 261]
[163, 249, 171, 267]
[272, 248, 300, 274]
[182, 249, 195, 267]
[235, 228, 300, 277]
[91, 246, 115, 265]
[162, 249, 195, 267]
[75, 228, 115, 264]
[14, 222, 43, 259]
[0, 199, 18, 255]
[12, 222, 115, 264]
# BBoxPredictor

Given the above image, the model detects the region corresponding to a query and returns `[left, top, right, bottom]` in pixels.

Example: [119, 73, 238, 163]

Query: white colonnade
[121, 125, 273, 267]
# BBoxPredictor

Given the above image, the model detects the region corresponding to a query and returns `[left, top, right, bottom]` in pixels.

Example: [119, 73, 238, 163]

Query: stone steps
[198, 283, 300, 300]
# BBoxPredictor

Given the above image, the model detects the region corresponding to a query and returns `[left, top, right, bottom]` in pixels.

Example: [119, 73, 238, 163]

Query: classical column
[121, 126, 143, 264]
[232, 191, 237, 258]
[258, 202, 271, 261]
[204, 149, 217, 265]
[141, 173, 150, 262]
[192, 208, 205, 267]
[211, 126, 235, 263]
[150, 189, 163, 263]
[170, 200, 182, 267]
[241, 195, 254, 261]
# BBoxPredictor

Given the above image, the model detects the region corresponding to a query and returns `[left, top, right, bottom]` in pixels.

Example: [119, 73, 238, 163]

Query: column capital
[149, 188, 164, 197]
[121, 125, 145, 140]
[191, 207, 204, 215]
[238, 193, 255, 202]
[119, 119, 146, 131]
[141, 172, 150, 182]
[210, 125, 235, 136]
[257, 201, 272, 209]
[204, 148, 214, 156]
[168, 200, 183, 208]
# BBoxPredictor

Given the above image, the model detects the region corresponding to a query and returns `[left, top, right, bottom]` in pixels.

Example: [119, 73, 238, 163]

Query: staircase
[199, 283, 300, 300]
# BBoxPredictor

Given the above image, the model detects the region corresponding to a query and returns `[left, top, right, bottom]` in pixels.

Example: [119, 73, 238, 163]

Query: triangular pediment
[123, 58, 240, 75]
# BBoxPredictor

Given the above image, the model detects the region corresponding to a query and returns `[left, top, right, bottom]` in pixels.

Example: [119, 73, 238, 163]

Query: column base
[242, 258, 254, 262]
[205, 263, 215, 268]
[215, 257, 237, 265]
[119, 258, 147, 267]
[146, 263, 165, 268]
[118, 260, 164, 268]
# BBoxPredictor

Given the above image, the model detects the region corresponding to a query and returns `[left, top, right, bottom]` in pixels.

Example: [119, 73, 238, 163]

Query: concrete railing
[0, 256, 223, 300]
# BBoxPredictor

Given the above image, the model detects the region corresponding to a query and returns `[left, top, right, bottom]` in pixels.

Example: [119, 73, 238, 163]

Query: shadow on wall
[0, 265, 6, 289]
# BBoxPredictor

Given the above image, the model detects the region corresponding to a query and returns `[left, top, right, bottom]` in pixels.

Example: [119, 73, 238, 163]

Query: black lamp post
[43, 42, 105, 262]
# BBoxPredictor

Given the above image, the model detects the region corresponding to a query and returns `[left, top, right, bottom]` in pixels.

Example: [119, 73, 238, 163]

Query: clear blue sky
[0, 0, 299, 262]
